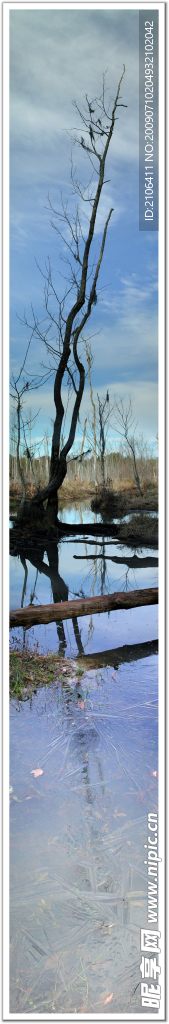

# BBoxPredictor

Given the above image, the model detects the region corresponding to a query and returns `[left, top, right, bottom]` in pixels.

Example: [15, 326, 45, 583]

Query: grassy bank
[10, 648, 84, 700]
[91, 485, 158, 517]
[10, 480, 158, 513]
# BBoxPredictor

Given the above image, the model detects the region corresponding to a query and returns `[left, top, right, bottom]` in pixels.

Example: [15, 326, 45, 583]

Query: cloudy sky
[10, 6, 158, 453]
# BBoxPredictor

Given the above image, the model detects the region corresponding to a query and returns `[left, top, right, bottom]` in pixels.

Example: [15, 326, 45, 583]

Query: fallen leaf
[37, 872, 48, 882]
[30, 768, 43, 778]
[104, 993, 113, 1004]
[78, 701, 84, 708]
[113, 811, 126, 817]
[151, 770, 158, 777]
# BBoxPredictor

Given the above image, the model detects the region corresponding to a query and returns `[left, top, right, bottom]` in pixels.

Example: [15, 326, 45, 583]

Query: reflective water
[10, 501, 158, 657]
[10, 655, 158, 1015]
[10, 500, 158, 1013]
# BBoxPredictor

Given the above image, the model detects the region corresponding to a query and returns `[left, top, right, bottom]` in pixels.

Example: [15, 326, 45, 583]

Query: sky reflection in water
[10, 655, 158, 1014]
[10, 502, 158, 1012]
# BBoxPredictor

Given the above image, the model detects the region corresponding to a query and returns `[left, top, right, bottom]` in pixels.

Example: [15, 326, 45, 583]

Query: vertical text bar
[139, 10, 158, 230]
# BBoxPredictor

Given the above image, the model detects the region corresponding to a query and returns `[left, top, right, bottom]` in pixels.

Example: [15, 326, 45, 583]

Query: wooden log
[10, 587, 158, 629]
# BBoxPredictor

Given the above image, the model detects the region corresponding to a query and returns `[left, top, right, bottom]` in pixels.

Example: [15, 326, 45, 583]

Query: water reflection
[10, 656, 158, 1014]
[10, 502, 159, 1013]
[10, 517, 158, 657]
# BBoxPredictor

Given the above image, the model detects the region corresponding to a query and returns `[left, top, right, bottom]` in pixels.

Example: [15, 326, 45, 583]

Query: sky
[10, 6, 158, 455]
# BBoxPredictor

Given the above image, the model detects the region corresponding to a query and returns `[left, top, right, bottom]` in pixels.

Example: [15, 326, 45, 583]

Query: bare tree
[16, 68, 126, 525]
[113, 398, 143, 496]
[84, 337, 98, 487]
[84, 342, 115, 488]
[10, 337, 50, 517]
[97, 391, 115, 491]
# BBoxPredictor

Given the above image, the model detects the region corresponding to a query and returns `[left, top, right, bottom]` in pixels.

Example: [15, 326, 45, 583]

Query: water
[10, 500, 158, 657]
[10, 657, 158, 1015]
[10, 500, 158, 1013]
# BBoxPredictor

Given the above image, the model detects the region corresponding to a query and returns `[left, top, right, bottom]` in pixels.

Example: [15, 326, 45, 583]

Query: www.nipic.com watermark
[139, 813, 161, 1009]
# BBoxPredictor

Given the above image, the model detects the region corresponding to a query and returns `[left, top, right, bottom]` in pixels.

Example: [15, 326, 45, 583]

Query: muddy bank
[91, 486, 158, 517]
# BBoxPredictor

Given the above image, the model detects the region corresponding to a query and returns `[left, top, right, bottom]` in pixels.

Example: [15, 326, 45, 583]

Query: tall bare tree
[16, 68, 126, 524]
[97, 391, 114, 491]
[10, 337, 50, 517]
[84, 337, 98, 487]
[113, 397, 143, 496]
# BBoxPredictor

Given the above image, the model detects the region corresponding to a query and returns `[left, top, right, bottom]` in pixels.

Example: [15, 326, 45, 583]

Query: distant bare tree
[84, 337, 98, 487]
[113, 398, 143, 496]
[97, 392, 114, 490]
[10, 338, 49, 517]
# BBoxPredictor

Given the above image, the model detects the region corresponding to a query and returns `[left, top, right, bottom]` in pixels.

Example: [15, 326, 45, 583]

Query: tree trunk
[100, 450, 106, 490]
[16, 398, 26, 519]
[78, 418, 87, 479]
[47, 446, 68, 521]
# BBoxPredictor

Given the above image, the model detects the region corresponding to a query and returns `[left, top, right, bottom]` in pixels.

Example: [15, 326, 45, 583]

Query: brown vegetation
[10, 452, 158, 507]
[91, 484, 158, 517]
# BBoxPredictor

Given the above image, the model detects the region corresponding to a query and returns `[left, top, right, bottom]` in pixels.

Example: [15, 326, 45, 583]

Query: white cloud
[80, 379, 158, 442]
[9, 9, 158, 451]
[13, 374, 157, 449]
[10, 8, 139, 190]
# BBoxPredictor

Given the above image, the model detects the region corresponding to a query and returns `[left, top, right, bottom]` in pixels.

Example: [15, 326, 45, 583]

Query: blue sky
[10, 7, 158, 453]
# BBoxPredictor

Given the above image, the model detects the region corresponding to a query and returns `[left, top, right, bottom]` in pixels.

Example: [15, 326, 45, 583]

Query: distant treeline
[9, 449, 158, 493]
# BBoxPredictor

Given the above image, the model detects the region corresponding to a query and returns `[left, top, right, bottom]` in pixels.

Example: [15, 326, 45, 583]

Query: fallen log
[10, 587, 158, 629]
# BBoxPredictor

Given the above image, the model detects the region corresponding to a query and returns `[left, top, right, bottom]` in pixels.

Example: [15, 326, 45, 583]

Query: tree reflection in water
[16, 538, 85, 656]
[11, 534, 158, 658]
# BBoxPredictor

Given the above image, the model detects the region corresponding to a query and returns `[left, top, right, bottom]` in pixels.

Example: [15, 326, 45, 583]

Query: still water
[10, 502, 158, 1014]
[10, 501, 158, 658]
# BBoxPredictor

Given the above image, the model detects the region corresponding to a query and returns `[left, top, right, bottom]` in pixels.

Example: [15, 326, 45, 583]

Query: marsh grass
[10, 649, 83, 700]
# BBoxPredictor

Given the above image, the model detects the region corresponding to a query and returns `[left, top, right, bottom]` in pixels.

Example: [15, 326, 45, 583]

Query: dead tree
[113, 398, 143, 496]
[17, 69, 126, 524]
[10, 337, 50, 518]
[97, 391, 113, 490]
[84, 336, 98, 487]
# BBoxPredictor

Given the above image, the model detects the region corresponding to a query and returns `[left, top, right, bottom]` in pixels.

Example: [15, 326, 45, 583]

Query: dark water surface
[10, 501, 158, 1014]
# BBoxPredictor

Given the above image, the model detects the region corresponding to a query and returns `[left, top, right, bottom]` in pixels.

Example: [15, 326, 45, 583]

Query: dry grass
[10, 648, 84, 699]
[10, 479, 158, 510]
[118, 513, 158, 543]
[91, 485, 158, 517]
